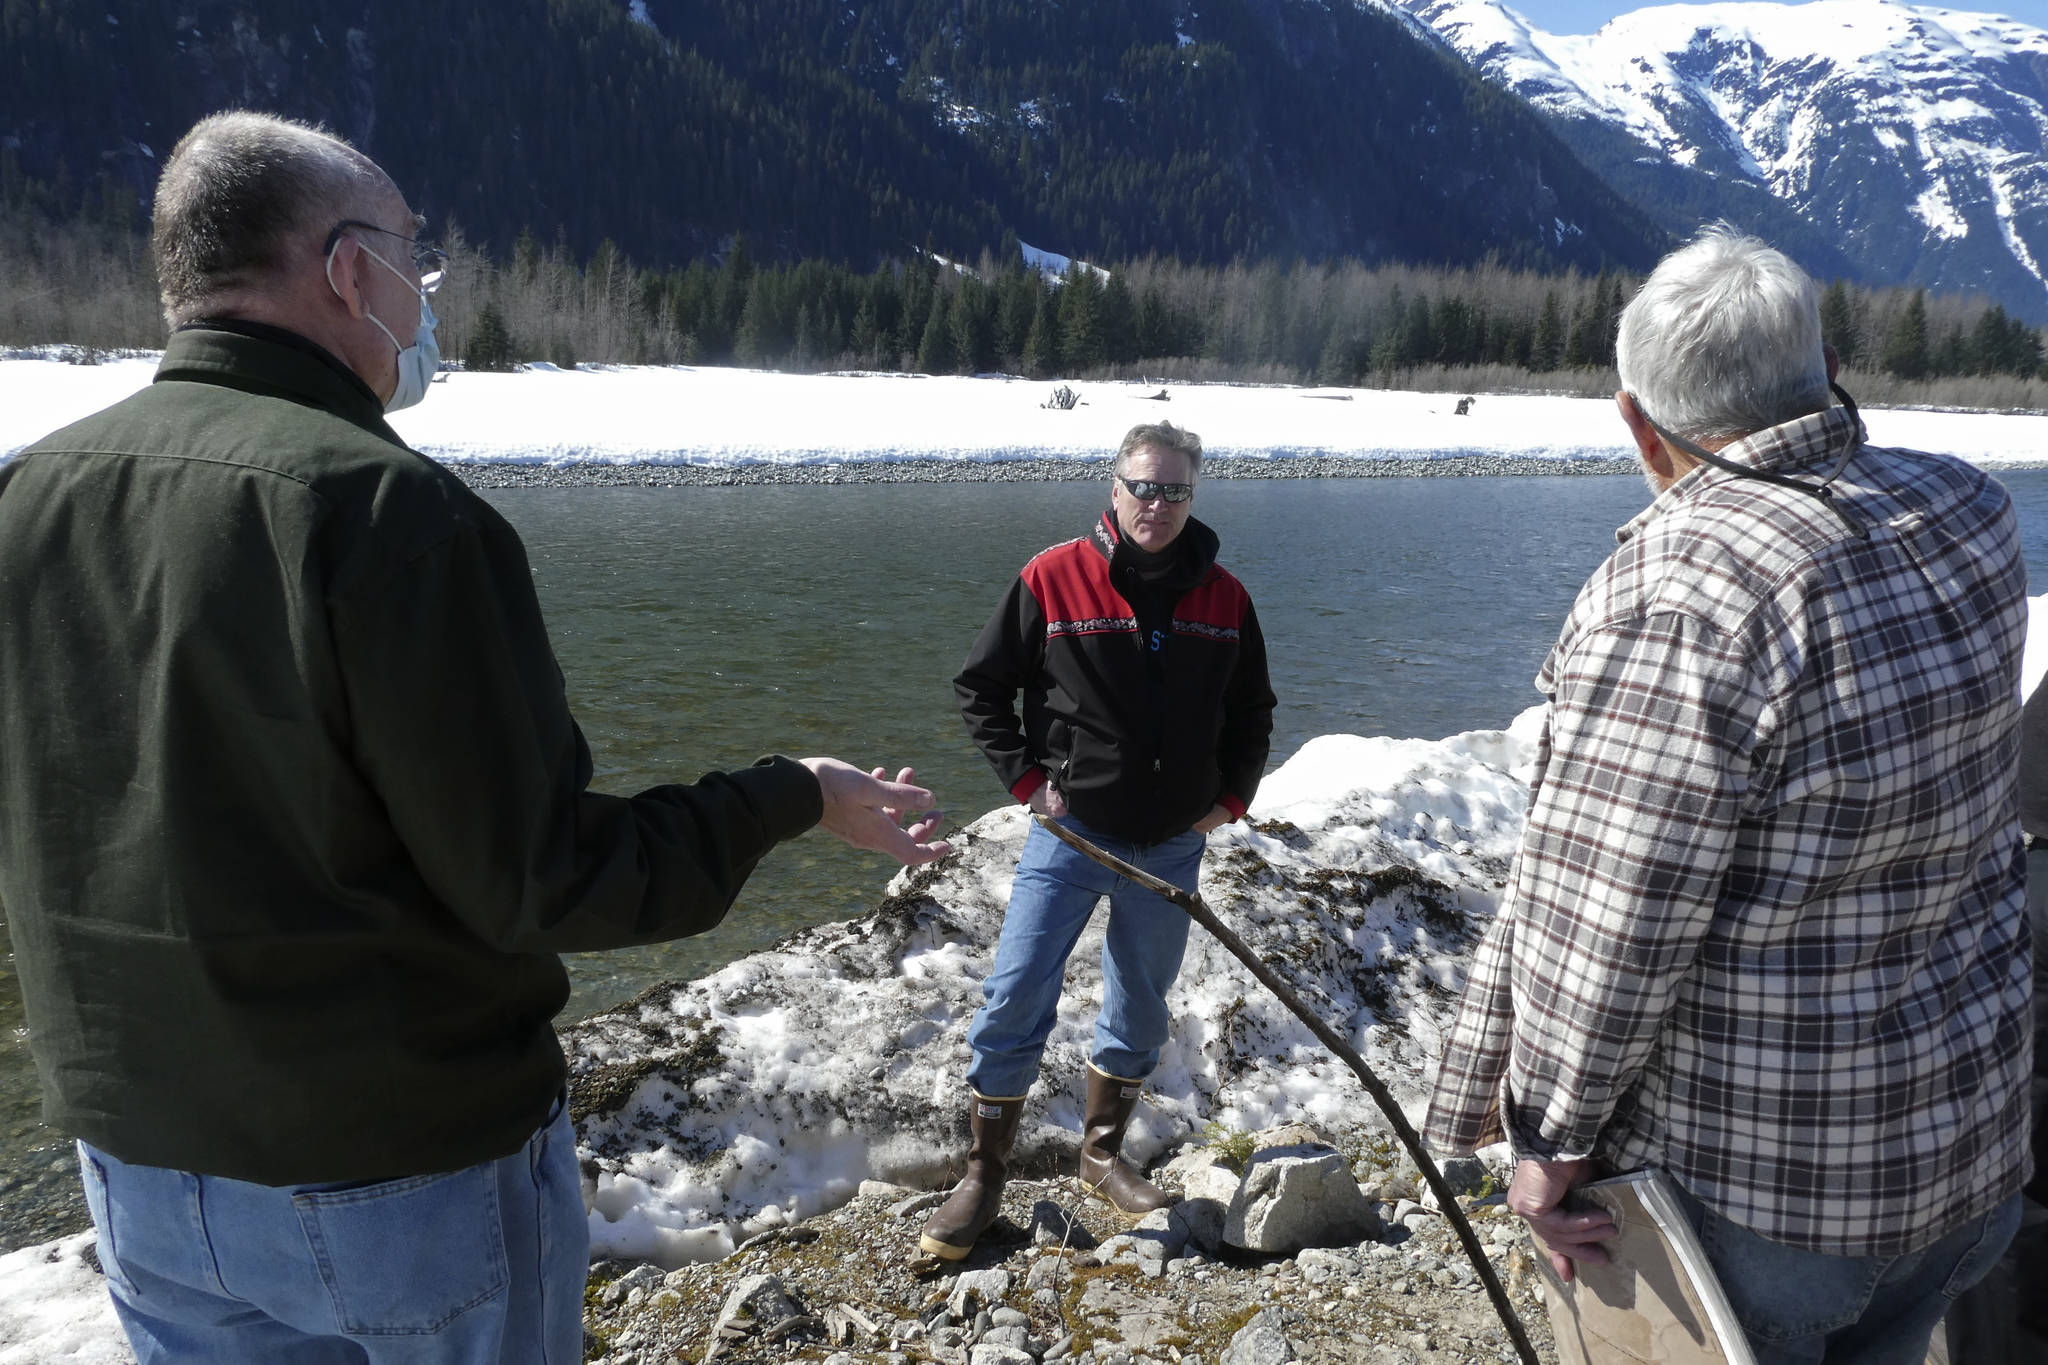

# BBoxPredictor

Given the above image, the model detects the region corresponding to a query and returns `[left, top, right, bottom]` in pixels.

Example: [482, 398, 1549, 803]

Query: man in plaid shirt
[1425, 229, 2034, 1363]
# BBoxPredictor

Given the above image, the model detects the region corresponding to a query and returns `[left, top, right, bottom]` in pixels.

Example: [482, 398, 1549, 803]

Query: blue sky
[1502, 0, 2048, 34]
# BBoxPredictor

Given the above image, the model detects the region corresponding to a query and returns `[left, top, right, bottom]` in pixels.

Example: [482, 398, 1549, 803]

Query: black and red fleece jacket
[955, 510, 1276, 847]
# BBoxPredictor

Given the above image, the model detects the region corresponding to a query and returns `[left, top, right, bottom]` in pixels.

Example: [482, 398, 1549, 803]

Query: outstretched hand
[1506, 1157, 1613, 1282]
[800, 759, 952, 865]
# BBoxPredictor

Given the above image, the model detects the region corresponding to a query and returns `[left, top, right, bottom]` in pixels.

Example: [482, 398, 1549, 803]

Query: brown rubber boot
[918, 1092, 1028, 1259]
[1078, 1064, 1174, 1214]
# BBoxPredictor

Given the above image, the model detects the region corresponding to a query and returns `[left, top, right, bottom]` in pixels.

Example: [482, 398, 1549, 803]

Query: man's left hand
[1191, 803, 1233, 834]
[1506, 1157, 1614, 1282]
[800, 759, 953, 864]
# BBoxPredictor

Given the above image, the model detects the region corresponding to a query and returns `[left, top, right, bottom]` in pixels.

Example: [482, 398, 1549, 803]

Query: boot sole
[918, 1233, 974, 1260]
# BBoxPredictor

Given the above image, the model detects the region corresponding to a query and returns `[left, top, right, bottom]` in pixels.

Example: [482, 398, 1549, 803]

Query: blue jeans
[966, 815, 1205, 1098]
[77, 1097, 587, 1364]
[1669, 1181, 2022, 1365]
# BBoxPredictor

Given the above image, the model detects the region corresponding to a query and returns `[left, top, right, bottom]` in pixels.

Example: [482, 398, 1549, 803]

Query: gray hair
[1616, 225, 1831, 442]
[1115, 422, 1204, 478]
[153, 111, 388, 325]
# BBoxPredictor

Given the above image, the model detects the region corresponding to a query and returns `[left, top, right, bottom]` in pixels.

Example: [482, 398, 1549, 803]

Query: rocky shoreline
[445, 456, 1638, 491]
[580, 1137, 1553, 1365]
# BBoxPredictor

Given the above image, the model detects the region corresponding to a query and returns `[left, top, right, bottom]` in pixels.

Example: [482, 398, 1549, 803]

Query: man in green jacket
[0, 110, 949, 1364]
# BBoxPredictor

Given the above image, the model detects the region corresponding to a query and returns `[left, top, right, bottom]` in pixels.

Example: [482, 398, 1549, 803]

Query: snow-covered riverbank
[8, 358, 2048, 472]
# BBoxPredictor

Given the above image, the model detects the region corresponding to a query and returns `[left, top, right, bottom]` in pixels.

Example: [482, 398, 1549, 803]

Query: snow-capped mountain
[1397, 0, 2048, 316]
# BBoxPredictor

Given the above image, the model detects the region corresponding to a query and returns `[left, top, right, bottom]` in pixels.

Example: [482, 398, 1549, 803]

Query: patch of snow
[0, 1233, 127, 1363]
[1915, 178, 1971, 239]
[1017, 240, 1111, 284]
[627, 0, 655, 30]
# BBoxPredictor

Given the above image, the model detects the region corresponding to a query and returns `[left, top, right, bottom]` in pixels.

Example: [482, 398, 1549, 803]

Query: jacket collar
[1616, 403, 1863, 546]
[156, 322, 402, 445]
[1090, 509, 1221, 586]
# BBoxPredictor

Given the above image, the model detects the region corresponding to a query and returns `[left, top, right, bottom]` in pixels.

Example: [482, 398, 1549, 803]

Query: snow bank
[562, 715, 1540, 1266]
[10, 358, 2046, 470]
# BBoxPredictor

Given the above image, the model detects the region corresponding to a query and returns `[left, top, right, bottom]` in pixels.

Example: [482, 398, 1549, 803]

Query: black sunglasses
[1117, 474, 1194, 503]
[323, 220, 449, 290]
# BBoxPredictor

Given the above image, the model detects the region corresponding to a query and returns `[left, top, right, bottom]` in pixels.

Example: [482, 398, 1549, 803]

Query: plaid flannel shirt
[1424, 403, 2036, 1256]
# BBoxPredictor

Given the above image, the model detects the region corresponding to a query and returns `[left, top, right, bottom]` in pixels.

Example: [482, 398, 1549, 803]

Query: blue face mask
[337, 239, 442, 412]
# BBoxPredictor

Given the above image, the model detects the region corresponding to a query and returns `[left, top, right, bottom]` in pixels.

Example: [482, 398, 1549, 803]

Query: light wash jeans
[1668, 1180, 2022, 1365]
[77, 1095, 586, 1364]
[965, 814, 1205, 1098]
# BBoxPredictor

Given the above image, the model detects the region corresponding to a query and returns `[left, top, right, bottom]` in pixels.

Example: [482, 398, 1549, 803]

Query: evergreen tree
[849, 298, 881, 367]
[1022, 289, 1063, 378]
[1533, 291, 1564, 370]
[1098, 275, 1137, 367]
[1059, 270, 1104, 373]
[1820, 279, 1858, 368]
[733, 276, 776, 366]
[916, 290, 957, 374]
[1881, 291, 1930, 380]
[464, 300, 519, 372]
[1135, 287, 1170, 359]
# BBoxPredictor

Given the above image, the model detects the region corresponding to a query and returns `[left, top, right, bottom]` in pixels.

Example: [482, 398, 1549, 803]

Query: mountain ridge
[0, 0, 1667, 276]
[1397, 0, 2048, 317]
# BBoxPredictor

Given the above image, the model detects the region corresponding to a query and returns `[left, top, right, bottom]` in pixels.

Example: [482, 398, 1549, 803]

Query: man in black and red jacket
[920, 421, 1276, 1260]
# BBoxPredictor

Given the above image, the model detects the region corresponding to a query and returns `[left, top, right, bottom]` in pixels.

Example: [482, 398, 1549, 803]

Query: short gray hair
[153, 111, 387, 325]
[1116, 422, 1203, 478]
[1616, 226, 1831, 442]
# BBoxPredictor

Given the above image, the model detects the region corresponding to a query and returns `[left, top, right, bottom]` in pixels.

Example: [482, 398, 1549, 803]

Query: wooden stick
[1034, 814, 1541, 1365]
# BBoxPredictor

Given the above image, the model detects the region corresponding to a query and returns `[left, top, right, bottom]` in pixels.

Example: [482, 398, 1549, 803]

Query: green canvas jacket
[0, 325, 822, 1184]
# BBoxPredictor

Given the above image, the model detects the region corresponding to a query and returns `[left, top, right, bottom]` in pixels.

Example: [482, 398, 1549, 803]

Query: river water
[7, 469, 2048, 1251]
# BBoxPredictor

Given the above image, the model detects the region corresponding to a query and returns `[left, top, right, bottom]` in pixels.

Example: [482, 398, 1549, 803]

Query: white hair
[1616, 225, 1831, 442]
[153, 111, 390, 325]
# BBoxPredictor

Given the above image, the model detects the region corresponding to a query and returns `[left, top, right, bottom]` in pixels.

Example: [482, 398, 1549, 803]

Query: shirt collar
[1614, 403, 1864, 545]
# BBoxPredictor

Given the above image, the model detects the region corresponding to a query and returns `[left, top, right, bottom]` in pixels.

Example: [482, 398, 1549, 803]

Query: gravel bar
[447, 455, 1638, 490]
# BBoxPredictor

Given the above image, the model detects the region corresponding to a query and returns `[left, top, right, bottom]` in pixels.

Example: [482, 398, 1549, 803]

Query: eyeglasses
[323, 220, 448, 293]
[1117, 474, 1194, 503]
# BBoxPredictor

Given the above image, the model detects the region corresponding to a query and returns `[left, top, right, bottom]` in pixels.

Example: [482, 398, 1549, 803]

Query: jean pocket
[75, 1147, 139, 1298]
[294, 1165, 508, 1335]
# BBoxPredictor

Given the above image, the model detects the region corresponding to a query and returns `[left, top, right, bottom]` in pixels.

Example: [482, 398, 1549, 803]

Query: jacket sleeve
[1217, 599, 1276, 818]
[329, 514, 823, 956]
[954, 572, 1049, 801]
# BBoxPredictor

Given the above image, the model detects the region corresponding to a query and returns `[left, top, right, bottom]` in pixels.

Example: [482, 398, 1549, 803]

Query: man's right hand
[1506, 1157, 1614, 1282]
[1027, 778, 1068, 819]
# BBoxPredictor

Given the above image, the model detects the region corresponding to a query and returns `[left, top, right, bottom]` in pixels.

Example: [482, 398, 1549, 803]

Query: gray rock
[1045, 1334, 1075, 1361]
[861, 1179, 918, 1201]
[1161, 1147, 1244, 1206]
[616, 1263, 665, 1294]
[1025, 1257, 1065, 1291]
[971, 1346, 1038, 1365]
[825, 1353, 857, 1365]
[892, 1190, 949, 1218]
[1220, 1308, 1295, 1365]
[982, 1324, 1035, 1352]
[948, 1268, 1013, 1319]
[1171, 1195, 1227, 1255]
[1224, 1143, 1380, 1254]
[711, 1274, 816, 1347]
[1029, 1200, 1099, 1250]
[991, 1308, 1031, 1329]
